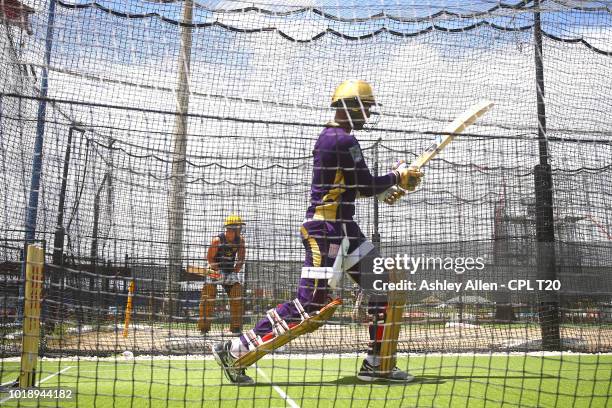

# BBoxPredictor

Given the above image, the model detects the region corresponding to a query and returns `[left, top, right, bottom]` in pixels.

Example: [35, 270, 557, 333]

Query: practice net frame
[0, 0, 611, 407]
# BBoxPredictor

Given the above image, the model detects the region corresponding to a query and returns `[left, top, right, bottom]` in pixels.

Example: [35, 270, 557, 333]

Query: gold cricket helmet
[224, 214, 245, 228]
[331, 79, 376, 108]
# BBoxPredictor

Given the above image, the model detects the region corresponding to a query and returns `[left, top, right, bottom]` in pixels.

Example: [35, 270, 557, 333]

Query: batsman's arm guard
[232, 298, 342, 369]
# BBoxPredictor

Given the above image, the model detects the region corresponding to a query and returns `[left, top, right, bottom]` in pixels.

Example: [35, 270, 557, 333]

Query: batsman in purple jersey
[212, 80, 423, 384]
[250, 124, 397, 331]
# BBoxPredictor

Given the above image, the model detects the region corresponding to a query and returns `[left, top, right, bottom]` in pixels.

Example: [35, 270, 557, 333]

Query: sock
[365, 354, 381, 367]
[230, 337, 248, 359]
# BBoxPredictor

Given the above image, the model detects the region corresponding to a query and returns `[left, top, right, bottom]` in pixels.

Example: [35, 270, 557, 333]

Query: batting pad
[379, 268, 407, 374]
[232, 298, 342, 369]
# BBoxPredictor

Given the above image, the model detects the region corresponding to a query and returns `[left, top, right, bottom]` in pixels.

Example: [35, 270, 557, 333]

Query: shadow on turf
[250, 373, 556, 387]
[250, 377, 443, 386]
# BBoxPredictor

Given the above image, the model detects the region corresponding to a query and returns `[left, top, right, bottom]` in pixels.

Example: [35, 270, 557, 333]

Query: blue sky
[47, 0, 611, 50]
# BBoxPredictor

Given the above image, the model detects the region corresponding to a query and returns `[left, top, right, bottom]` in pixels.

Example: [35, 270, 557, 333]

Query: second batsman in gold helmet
[199, 214, 246, 335]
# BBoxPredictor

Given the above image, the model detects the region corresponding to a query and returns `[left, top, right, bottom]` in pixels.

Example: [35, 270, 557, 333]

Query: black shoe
[357, 359, 414, 383]
[211, 341, 254, 385]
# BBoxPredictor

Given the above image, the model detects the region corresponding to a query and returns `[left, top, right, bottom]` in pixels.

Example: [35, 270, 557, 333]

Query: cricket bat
[409, 99, 494, 170]
[379, 100, 494, 202]
[187, 265, 220, 279]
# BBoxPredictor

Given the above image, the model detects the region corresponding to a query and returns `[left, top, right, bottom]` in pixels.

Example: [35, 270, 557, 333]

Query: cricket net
[0, 0, 611, 407]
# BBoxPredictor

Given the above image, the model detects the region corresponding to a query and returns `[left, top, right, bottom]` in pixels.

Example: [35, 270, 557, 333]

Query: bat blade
[410, 100, 494, 170]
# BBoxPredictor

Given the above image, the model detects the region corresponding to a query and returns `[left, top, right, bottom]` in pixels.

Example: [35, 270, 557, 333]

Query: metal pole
[92, 173, 109, 265]
[533, 0, 560, 350]
[25, 0, 57, 244]
[166, 0, 194, 316]
[46, 126, 82, 333]
[19, 0, 58, 322]
[534, 2, 548, 166]
[53, 127, 84, 265]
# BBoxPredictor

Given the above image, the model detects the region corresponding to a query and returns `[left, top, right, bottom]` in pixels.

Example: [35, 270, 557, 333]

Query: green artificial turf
[0, 354, 610, 407]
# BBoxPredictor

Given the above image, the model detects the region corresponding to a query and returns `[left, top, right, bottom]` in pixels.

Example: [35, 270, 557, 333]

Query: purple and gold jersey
[305, 125, 397, 221]
[213, 232, 241, 274]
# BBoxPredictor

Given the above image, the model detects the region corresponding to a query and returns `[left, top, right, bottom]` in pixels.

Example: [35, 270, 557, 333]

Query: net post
[123, 280, 135, 338]
[19, 244, 45, 388]
[533, 0, 560, 351]
[166, 0, 194, 317]
[534, 164, 560, 350]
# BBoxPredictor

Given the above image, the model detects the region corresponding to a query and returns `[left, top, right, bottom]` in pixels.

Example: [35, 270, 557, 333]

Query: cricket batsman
[199, 214, 246, 335]
[212, 80, 423, 384]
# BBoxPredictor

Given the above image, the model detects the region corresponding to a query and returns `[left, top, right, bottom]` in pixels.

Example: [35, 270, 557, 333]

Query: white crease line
[35, 366, 73, 386]
[0, 366, 73, 404]
[256, 367, 300, 408]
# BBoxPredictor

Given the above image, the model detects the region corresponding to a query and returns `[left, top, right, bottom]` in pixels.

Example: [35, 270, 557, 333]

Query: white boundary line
[256, 367, 300, 408]
[0, 366, 72, 404]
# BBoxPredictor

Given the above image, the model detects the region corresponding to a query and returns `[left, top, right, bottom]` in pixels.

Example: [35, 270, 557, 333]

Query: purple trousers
[242, 220, 384, 348]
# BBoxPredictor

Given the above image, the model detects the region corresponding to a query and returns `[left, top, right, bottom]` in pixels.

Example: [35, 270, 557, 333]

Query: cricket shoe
[211, 341, 254, 385]
[356, 359, 415, 383]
